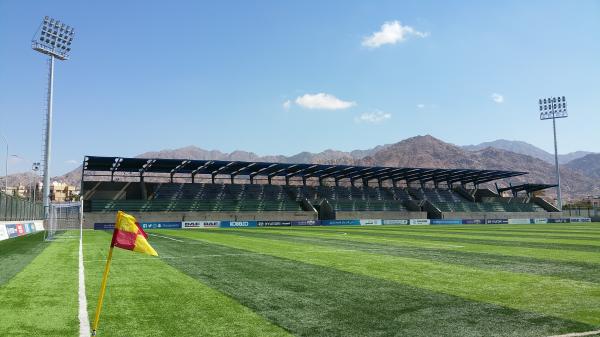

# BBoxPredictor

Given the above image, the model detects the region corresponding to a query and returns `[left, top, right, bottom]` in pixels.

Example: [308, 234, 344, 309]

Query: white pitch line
[149, 233, 184, 242]
[546, 330, 600, 337]
[78, 229, 91, 337]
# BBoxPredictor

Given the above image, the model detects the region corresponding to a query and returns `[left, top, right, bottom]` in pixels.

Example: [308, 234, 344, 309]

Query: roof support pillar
[268, 176, 272, 185]
[211, 173, 216, 184]
[230, 174, 236, 184]
[335, 178, 340, 187]
[362, 178, 369, 187]
[302, 177, 307, 186]
[285, 176, 290, 185]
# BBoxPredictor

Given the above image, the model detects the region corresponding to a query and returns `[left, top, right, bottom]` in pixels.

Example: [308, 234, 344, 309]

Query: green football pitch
[2, 224, 600, 337]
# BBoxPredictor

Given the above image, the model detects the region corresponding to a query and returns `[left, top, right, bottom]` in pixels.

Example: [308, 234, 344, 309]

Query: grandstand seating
[87, 182, 548, 214]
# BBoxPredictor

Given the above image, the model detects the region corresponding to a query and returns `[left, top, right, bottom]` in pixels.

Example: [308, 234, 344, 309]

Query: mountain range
[2, 136, 599, 201]
[462, 139, 593, 164]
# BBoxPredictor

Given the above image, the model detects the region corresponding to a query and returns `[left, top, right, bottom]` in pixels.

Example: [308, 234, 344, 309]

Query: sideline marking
[149, 233, 184, 242]
[547, 330, 600, 337]
[78, 229, 91, 336]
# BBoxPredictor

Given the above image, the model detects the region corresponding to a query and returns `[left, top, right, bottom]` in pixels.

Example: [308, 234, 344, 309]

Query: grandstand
[80, 156, 561, 227]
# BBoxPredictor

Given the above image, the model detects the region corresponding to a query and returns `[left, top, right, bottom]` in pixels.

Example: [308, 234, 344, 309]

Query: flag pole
[91, 245, 114, 336]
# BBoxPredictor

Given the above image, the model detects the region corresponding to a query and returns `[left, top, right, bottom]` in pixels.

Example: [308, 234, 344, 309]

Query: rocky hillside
[362, 135, 598, 199]
[463, 139, 593, 164]
[41, 135, 600, 200]
[565, 153, 600, 180]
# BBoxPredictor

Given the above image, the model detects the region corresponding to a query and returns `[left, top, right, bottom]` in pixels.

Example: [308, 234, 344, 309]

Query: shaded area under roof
[82, 156, 527, 186]
[497, 183, 557, 195]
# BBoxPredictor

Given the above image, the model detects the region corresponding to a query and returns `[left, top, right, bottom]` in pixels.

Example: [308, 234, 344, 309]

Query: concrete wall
[83, 211, 317, 229]
[441, 211, 564, 220]
[335, 211, 427, 220]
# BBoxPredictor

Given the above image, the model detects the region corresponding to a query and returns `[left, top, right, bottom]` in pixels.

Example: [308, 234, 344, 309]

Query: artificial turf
[0, 232, 79, 336]
[1, 223, 600, 336]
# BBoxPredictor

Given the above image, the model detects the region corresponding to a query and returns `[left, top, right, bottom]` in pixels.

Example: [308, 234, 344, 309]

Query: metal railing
[0, 191, 44, 221]
[562, 206, 600, 218]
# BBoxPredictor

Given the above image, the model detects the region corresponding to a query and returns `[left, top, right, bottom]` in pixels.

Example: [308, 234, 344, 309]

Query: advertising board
[462, 219, 486, 224]
[220, 221, 257, 228]
[139, 222, 181, 229]
[0, 225, 8, 241]
[409, 219, 430, 225]
[508, 219, 532, 225]
[291, 220, 318, 226]
[486, 219, 508, 224]
[256, 221, 292, 227]
[548, 218, 570, 223]
[5, 224, 18, 238]
[532, 218, 548, 224]
[382, 219, 409, 225]
[570, 217, 592, 223]
[182, 221, 220, 228]
[359, 219, 382, 226]
[430, 219, 462, 225]
[320, 219, 361, 226]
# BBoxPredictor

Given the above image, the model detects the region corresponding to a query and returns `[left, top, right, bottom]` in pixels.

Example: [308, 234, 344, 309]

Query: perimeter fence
[0, 191, 44, 221]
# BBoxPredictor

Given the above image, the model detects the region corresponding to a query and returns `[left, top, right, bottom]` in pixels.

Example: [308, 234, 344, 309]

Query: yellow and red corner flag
[91, 211, 158, 336]
[111, 211, 158, 256]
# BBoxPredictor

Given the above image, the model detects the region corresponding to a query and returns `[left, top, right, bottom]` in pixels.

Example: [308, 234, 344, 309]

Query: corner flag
[112, 211, 158, 256]
[91, 211, 158, 336]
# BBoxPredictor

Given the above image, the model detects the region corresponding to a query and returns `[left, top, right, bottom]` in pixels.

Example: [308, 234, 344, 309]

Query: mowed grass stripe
[364, 224, 600, 239]
[378, 228, 600, 241]
[250, 227, 600, 264]
[434, 225, 600, 236]
[0, 232, 47, 286]
[263, 224, 600, 241]
[160, 229, 600, 325]
[279, 227, 600, 253]
[207, 229, 600, 283]
[83, 231, 290, 337]
[346, 224, 600, 236]
[0, 232, 79, 336]
[149, 235, 595, 337]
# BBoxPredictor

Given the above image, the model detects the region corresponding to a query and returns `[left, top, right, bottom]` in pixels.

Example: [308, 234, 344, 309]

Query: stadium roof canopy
[496, 183, 557, 196]
[82, 156, 527, 186]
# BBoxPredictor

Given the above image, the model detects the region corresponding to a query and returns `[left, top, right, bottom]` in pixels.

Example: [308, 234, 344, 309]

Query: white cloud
[417, 103, 425, 109]
[65, 159, 78, 165]
[491, 93, 504, 103]
[282, 100, 292, 110]
[362, 20, 428, 48]
[355, 111, 392, 124]
[295, 93, 356, 110]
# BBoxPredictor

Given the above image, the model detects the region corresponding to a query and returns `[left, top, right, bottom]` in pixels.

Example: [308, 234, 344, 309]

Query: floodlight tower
[539, 96, 568, 210]
[31, 16, 75, 217]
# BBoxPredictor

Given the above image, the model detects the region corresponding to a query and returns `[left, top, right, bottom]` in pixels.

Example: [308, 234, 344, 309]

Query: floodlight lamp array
[539, 96, 567, 120]
[32, 16, 75, 60]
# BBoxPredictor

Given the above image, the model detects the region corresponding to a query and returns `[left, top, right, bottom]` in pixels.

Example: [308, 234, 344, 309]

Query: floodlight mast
[31, 16, 75, 219]
[539, 96, 568, 210]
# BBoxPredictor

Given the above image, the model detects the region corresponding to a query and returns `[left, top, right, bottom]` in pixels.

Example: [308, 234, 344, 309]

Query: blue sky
[1, 0, 599, 176]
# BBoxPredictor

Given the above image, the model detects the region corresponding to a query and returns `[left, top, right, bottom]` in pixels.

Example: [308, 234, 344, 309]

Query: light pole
[539, 96, 568, 210]
[32, 162, 40, 202]
[0, 134, 7, 193]
[32, 16, 75, 218]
